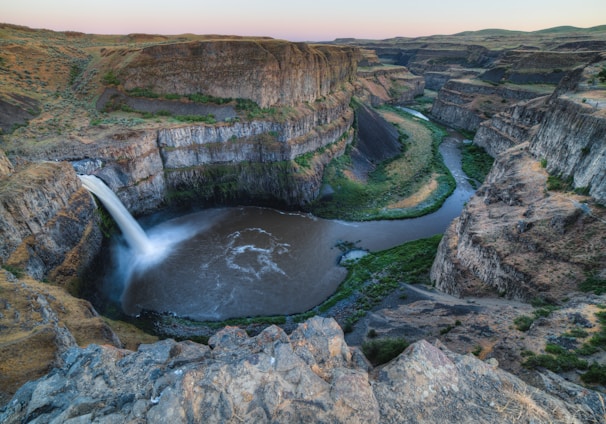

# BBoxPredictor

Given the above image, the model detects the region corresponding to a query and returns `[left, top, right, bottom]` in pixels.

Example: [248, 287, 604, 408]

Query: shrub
[523, 352, 588, 373]
[514, 315, 534, 331]
[581, 363, 606, 385]
[173, 114, 216, 124]
[579, 274, 606, 295]
[546, 174, 573, 191]
[440, 324, 455, 335]
[564, 328, 589, 338]
[2, 265, 25, 278]
[127, 87, 159, 98]
[102, 70, 120, 86]
[362, 338, 409, 365]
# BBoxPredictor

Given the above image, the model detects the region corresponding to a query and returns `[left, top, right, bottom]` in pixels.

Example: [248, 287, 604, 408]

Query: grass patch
[581, 363, 606, 385]
[362, 337, 410, 365]
[126, 87, 160, 98]
[188, 93, 233, 105]
[102, 70, 120, 86]
[514, 305, 559, 331]
[172, 114, 216, 124]
[546, 174, 574, 191]
[313, 235, 441, 325]
[460, 143, 494, 188]
[564, 328, 589, 338]
[579, 274, 606, 295]
[523, 350, 588, 373]
[2, 265, 25, 279]
[523, 307, 606, 386]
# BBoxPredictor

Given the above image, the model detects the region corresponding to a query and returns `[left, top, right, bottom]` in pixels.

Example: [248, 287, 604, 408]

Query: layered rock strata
[110, 40, 360, 108]
[430, 79, 547, 132]
[2, 317, 601, 423]
[473, 96, 547, 157]
[356, 66, 424, 106]
[0, 159, 101, 283]
[530, 97, 606, 203]
[159, 91, 355, 207]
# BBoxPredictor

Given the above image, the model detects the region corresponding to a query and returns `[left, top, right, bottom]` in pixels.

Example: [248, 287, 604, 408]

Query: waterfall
[78, 174, 155, 255]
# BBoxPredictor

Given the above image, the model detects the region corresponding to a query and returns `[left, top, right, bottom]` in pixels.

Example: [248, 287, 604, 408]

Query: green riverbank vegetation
[310, 105, 455, 221]
[460, 143, 494, 188]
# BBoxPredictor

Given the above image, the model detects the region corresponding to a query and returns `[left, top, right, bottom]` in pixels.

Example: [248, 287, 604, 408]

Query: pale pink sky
[3, 0, 605, 41]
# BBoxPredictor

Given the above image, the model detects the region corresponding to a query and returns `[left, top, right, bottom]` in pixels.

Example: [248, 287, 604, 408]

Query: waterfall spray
[78, 174, 155, 255]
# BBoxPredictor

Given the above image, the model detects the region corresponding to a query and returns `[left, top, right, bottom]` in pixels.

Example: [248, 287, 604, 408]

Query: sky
[2, 0, 606, 41]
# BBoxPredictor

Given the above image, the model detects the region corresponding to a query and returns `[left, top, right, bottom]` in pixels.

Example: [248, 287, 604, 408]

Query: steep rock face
[0, 161, 101, 282]
[431, 144, 606, 301]
[431, 79, 547, 132]
[0, 93, 40, 134]
[113, 40, 360, 108]
[474, 96, 548, 157]
[529, 97, 606, 204]
[356, 66, 424, 106]
[2, 317, 601, 423]
[159, 92, 354, 206]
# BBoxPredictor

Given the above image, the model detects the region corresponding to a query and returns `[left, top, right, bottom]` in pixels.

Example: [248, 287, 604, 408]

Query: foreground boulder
[2, 317, 602, 423]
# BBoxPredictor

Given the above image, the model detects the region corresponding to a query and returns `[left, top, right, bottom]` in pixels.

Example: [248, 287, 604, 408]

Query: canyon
[1, 23, 606, 422]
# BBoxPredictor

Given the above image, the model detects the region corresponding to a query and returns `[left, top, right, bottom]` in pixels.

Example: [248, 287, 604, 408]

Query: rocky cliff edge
[2, 316, 603, 423]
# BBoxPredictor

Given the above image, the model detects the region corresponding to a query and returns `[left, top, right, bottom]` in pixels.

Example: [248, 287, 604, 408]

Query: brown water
[112, 135, 474, 321]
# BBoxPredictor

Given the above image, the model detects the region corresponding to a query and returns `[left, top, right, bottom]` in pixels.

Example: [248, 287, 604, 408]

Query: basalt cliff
[430, 68, 606, 302]
[1, 23, 606, 422]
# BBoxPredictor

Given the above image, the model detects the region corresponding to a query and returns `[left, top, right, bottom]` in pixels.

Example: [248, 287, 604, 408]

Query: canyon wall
[530, 97, 606, 203]
[111, 40, 360, 108]
[473, 96, 548, 157]
[431, 92, 606, 301]
[430, 79, 547, 132]
[355, 66, 424, 106]
[158, 90, 354, 207]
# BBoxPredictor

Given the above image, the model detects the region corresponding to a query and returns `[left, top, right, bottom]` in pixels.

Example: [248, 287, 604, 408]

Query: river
[108, 132, 474, 321]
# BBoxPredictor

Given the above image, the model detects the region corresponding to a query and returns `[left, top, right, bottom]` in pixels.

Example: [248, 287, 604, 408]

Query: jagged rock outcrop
[109, 40, 360, 108]
[2, 316, 602, 423]
[0, 160, 101, 282]
[430, 79, 546, 132]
